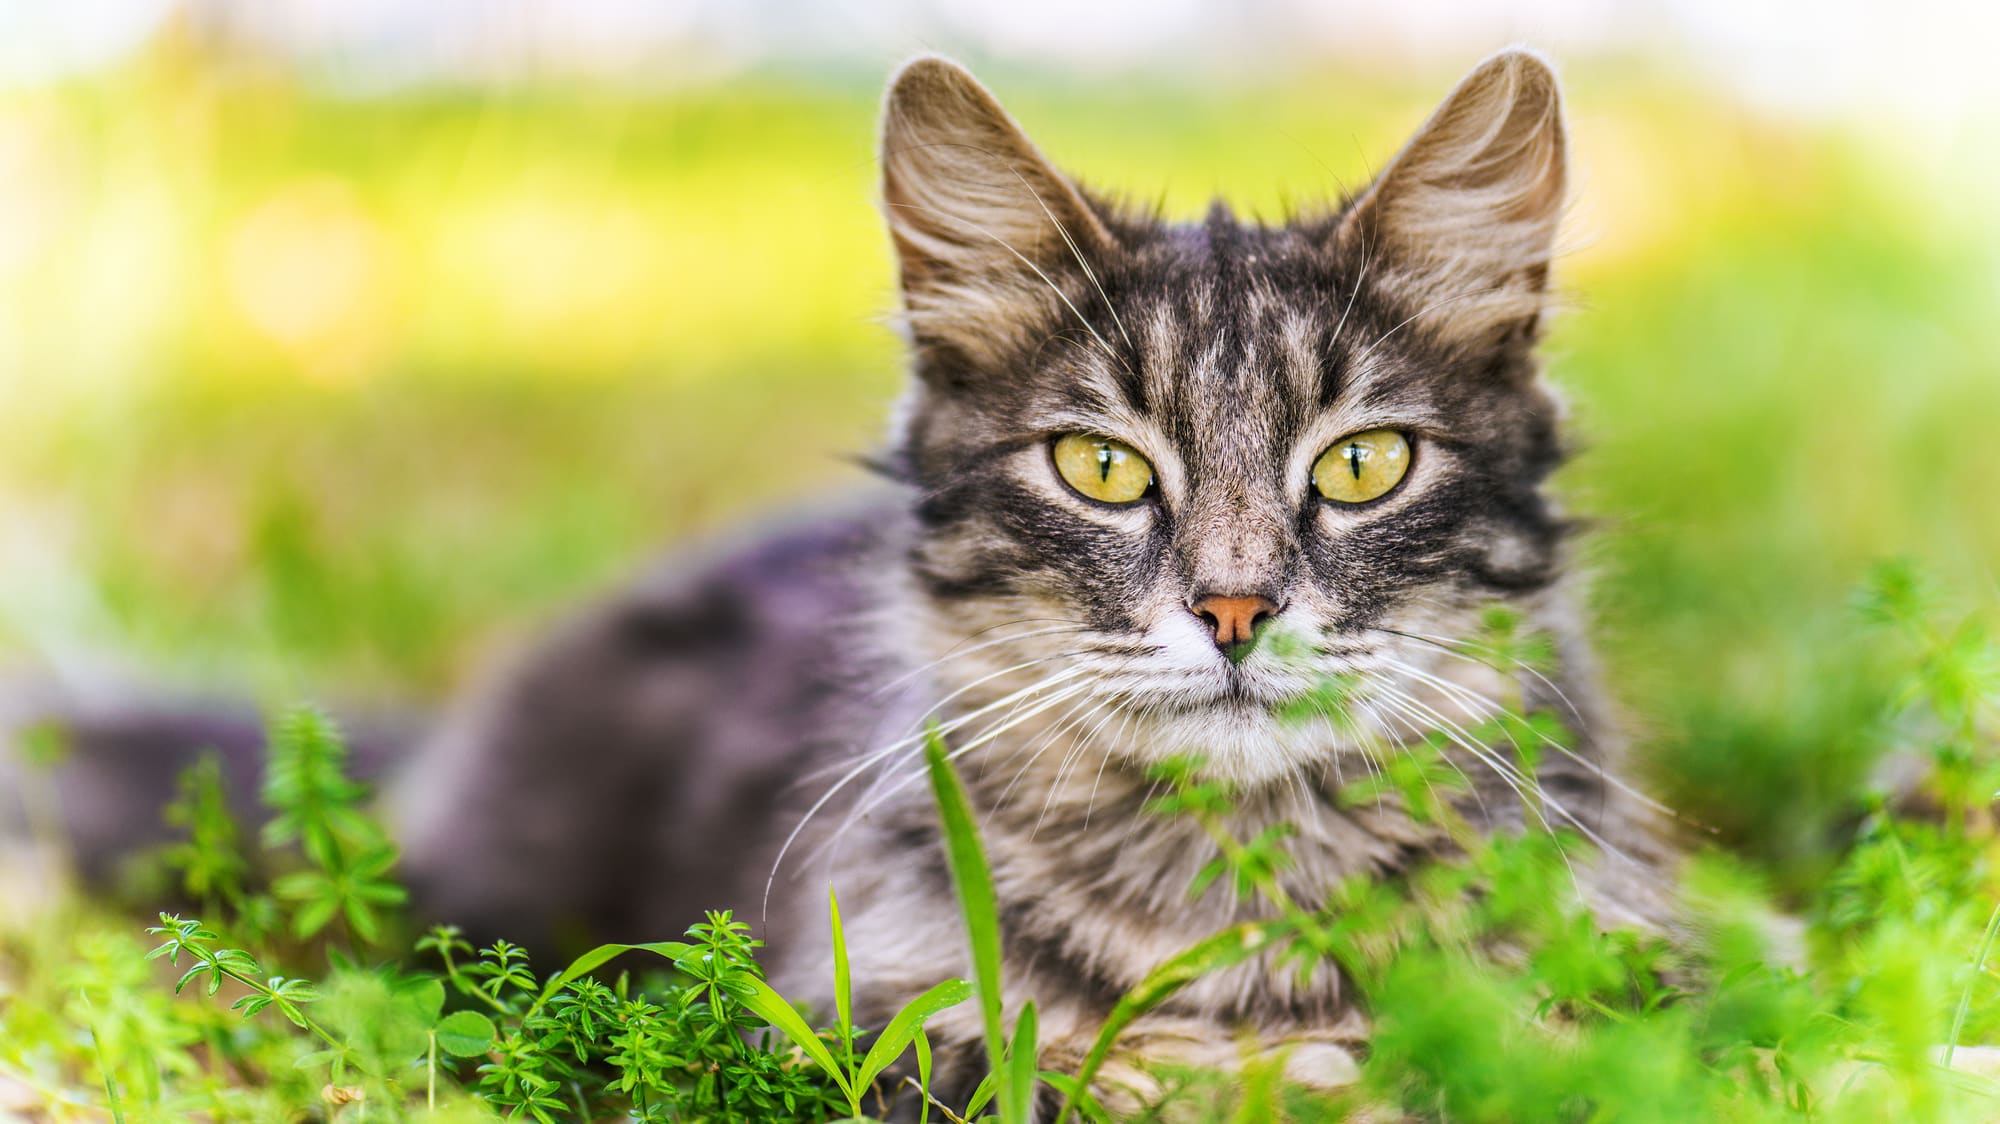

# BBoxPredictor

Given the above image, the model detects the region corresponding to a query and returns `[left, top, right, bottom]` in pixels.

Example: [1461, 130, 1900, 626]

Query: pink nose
[1190, 594, 1279, 652]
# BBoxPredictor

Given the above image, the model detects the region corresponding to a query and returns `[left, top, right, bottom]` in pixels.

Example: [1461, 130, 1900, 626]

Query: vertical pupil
[1097, 444, 1113, 482]
[1345, 443, 1364, 480]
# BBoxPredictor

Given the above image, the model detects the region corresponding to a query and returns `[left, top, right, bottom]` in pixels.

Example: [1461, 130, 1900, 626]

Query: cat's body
[7, 50, 1681, 1115]
[393, 50, 1678, 1110]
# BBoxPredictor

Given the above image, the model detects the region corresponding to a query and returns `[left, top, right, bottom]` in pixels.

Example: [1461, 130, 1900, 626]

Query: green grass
[5, 589, 1998, 1120]
[3, 37, 1999, 1121]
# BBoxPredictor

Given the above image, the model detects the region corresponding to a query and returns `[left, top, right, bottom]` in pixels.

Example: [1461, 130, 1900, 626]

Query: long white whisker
[1349, 283, 1510, 373]
[1004, 167, 1136, 357]
[870, 620, 1089, 697]
[1083, 706, 1138, 830]
[766, 665, 1087, 914]
[859, 682, 1107, 821]
[1035, 698, 1127, 838]
[1364, 680, 1551, 823]
[1357, 683, 1492, 822]
[833, 681, 1095, 855]
[1369, 628, 1685, 822]
[995, 692, 1107, 811]
[1355, 683, 1491, 831]
[1329, 250, 1371, 352]
[1368, 681, 1628, 870]
[806, 656, 1087, 785]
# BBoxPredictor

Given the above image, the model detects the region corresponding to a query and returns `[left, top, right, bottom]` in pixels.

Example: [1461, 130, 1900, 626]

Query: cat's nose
[1188, 593, 1281, 657]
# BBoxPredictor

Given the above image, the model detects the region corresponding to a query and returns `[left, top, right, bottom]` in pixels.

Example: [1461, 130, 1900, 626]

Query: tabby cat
[387, 49, 1678, 1112]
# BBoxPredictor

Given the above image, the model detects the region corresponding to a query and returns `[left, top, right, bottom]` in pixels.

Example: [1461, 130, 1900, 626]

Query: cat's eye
[1312, 429, 1411, 504]
[1052, 433, 1155, 504]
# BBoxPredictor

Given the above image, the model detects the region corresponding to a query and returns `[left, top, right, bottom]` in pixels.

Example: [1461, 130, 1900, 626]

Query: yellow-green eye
[1052, 433, 1154, 504]
[1312, 429, 1411, 504]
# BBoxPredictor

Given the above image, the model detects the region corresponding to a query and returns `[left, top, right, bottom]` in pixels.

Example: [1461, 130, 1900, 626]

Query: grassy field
[3, 36, 1999, 1120]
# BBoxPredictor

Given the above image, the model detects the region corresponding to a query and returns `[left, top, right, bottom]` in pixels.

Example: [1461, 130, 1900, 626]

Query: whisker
[1363, 679, 1549, 819]
[885, 199, 1128, 370]
[1082, 706, 1138, 830]
[805, 655, 1086, 785]
[1348, 283, 1511, 373]
[994, 692, 1107, 811]
[1366, 626, 1687, 822]
[1367, 680, 1630, 871]
[832, 680, 1096, 857]
[1328, 248, 1372, 352]
[1002, 166, 1136, 357]
[871, 620, 1090, 697]
[765, 665, 1087, 914]
[1356, 681, 1493, 832]
[1358, 681, 1492, 822]
[1034, 697, 1127, 838]
[856, 681, 1107, 826]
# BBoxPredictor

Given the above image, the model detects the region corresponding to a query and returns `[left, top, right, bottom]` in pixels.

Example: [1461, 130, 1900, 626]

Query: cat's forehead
[1120, 206, 1337, 328]
[1042, 209, 1369, 451]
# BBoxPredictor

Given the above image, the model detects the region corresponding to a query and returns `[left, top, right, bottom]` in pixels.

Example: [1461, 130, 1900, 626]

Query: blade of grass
[738, 976, 857, 1105]
[1054, 919, 1290, 1123]
[924, 725, 1011, 1099]
[964, 1070, 998, 1119]
[1003, 1001, 1038, 1124]
[832, 885, 855, 1077]
[857, 978, 974, 1091]
[86, 1020, 127, 1124]
[1946, 893, 2000, 1067]
[915, 1027, 934, 1124]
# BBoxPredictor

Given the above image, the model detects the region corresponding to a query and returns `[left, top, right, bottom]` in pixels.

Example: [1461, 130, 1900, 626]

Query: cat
[6, 48, 1679, 1116]
[385, 48, 1678, 1112]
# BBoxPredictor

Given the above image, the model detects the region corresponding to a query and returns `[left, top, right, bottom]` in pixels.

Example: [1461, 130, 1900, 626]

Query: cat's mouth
[1126, 665, 1327, 717]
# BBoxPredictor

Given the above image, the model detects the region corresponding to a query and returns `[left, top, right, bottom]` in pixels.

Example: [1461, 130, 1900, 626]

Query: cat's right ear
[880, 56, 1117, 369]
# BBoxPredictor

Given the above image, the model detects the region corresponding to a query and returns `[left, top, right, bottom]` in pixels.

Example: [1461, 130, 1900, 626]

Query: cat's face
[881, 54, 1571, 783]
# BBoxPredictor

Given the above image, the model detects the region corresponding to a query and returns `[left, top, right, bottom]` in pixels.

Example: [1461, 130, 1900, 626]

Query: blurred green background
[2, 10, 1997, 893]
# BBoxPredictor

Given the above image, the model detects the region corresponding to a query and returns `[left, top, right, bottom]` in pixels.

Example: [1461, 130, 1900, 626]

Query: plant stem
[1945, 892, 2000, 1067]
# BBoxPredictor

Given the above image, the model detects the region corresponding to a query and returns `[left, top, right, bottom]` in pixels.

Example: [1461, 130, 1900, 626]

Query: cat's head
[880, 53, 1572, 784]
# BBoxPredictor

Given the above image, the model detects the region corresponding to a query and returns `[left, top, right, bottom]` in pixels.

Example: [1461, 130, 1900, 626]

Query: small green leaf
[857, 977, 973, 1092]
[434, 1010, 496, 1058]
[915, 1027, 934, 1124]
[831, 885, 854, 1069]
[294, 1049, 340, 1070]
[1003, 1001, 1038, 1124]
[963, 1069, 998, 1118]
[400, 976, 445, 1021]
[737, 977, 855, 1102]
[528, 940, 692, 1018]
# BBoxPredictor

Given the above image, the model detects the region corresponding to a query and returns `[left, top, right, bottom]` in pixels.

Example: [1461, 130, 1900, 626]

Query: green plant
[42, 706, 972, 1122]
[923, 726, 1044, 1124]
[740, 886, 972, 1120]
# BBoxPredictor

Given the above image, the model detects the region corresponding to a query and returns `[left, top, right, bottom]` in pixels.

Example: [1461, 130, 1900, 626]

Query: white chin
[1122, 698, 1334, 787]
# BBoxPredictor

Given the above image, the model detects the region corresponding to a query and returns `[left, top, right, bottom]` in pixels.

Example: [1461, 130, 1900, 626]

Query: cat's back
[394, 493, 900, 952]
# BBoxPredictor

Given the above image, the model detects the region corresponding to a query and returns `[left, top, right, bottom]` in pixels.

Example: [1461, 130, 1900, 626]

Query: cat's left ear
[1337, 49, 1566, 351]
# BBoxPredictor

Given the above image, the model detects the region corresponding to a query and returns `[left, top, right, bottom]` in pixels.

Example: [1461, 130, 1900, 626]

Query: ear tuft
[1339, 48, 1567, 348]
